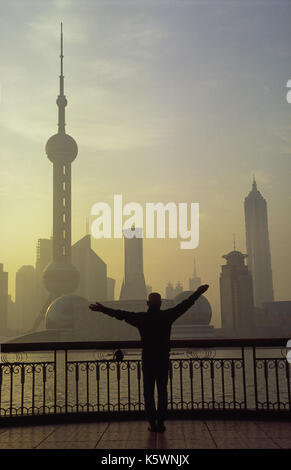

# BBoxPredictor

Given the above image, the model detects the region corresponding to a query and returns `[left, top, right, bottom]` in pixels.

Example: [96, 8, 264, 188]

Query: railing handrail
[1, 337, 289, 353]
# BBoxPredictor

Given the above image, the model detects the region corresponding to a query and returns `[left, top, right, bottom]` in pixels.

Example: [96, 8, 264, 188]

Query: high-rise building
[72, 235, 107, 301]
[15, 265, 36, 332]
[43, 23, 79, 300]
[7, 295, 17, 333]
[174, 281, 183, 296]
[244, 177, 274, 307]
[0, 264, 8, 333]
[220, 249, 254, 334]
[165, 282, 175, 299]
[189, 258, 201, 291]
[107, 278, 116, 301]
[119, 227, 147, 300]
[35, 238, 53, 311]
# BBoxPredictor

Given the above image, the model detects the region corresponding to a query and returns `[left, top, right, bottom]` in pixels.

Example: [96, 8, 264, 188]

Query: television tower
[43, 23, 79, 299]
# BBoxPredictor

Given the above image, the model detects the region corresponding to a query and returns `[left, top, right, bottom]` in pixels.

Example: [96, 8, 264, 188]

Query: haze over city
[1, 0, 291, 327]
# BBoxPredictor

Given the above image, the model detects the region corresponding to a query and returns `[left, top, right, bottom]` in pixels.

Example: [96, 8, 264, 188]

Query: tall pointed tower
[189, 258, 201, 291]
[244, 177, 274, 307]
[43, 24, 79, 299]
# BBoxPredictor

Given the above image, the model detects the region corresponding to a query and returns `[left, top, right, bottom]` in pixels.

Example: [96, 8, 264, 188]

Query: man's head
[147, 292, 162, 309]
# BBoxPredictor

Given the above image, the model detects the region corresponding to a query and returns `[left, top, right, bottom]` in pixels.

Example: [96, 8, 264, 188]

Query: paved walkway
[0, 419, 290, 449]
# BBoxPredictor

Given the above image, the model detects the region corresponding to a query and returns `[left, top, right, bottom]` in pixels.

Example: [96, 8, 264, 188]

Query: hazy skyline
[1, 0, 291, 326]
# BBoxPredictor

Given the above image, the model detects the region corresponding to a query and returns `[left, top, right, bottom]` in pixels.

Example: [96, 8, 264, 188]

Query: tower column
[43, 23, 79, 299]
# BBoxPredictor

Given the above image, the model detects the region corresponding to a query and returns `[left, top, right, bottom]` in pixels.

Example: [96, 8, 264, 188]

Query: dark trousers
[142, 352, 169, 424]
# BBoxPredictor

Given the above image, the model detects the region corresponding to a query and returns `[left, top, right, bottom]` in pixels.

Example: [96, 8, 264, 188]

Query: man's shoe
[156, 422, 166, 433]
[148, 422, 157, 432]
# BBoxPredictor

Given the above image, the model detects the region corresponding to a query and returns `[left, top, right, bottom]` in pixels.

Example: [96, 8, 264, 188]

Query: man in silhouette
[89, 284, 209, 432]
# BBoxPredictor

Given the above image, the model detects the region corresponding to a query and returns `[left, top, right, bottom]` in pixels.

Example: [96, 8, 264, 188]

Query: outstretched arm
[166, 284, 209, 322]
[89, 302, 141, 327]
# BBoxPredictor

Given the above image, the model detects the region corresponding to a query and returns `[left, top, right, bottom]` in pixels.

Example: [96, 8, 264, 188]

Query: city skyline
[1, 1, 291, 327]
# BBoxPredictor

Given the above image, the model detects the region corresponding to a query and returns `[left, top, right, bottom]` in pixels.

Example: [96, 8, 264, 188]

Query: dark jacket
[99, 291, 201, 355]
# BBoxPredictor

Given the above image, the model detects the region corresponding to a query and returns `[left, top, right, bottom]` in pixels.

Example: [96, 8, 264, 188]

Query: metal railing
[0, 338, 290, 418]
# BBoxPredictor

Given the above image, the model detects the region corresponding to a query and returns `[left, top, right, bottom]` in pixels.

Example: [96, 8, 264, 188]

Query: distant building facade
[107, 277, 116, 301]
[220, 250, 254, 335]
[15, 265, 36, 332]
[165, 281, 184, 299]
[244, 178, 274, 307]
[72, 235, 107, 301]
[119, 227, 147, 300]
[0, 264, 8, 333]
[35, 238, 52, 310]
[165, 282, 175, 299]
[254, 301, 291, 336]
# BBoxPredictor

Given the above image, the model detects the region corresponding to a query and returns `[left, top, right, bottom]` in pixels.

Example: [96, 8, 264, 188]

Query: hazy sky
[0, 0, 291, 326]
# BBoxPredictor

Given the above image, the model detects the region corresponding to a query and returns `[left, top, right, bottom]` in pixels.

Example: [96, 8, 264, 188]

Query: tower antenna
[57, 22, 67, 133]
[252, 174, 257, 190]
[233, 233, 236, 251]
[60, 22, 64, 91]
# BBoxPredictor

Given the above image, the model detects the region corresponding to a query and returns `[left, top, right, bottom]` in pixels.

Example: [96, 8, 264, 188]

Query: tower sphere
[46, 133, 78, 163]
[43, 261, 80, 297]
[45, 294, 89, 329]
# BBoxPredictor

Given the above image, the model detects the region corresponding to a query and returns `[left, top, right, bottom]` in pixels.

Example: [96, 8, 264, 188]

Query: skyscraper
[189, 258, 201, 291]
[165, 282, 175, 299]
[244, 177, 274, 307]
[220, 249, 254, 334]
[119, 227, 147, 300]
[15, 265, 36, 332]
[43, 24, 79, 300]
[72, 235, 107, 301]
[0, 264, 8, 333]
[35, 238, 52, 310]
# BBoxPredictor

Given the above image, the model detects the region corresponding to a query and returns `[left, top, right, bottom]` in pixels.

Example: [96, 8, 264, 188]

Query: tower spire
[233, 233, 236, 251]
[60, 23, 64, 80]
[252, 174, 257, 190]
[57, 22, 67, 134]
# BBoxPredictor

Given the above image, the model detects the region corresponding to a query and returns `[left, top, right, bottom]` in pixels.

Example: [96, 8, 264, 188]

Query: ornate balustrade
[0, 338, 290, 418]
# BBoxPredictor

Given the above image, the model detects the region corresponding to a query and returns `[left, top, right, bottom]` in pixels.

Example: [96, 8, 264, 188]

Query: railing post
[0, 364, 2, 416]
[54, 350, 57, 414]
[65, 349, 68, 414]
[252, 346, 258, 410]
[286, 361, 291, 411]
[21, 364, 25, 416]
[241, 347, 247, 409]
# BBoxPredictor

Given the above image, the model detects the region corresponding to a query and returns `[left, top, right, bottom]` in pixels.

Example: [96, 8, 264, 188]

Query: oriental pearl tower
[43, 23, 79, 300]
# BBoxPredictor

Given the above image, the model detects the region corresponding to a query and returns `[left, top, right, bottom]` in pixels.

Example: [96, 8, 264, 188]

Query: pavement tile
[273, 438, 291, 449]
[96, 440, 155, 449]
[156, 438, 187, 449]
[185, 439, 217, 449]
[36, 440, 97, 449]
[0, 441, 40, 449]
[0, 426, 56, 442]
